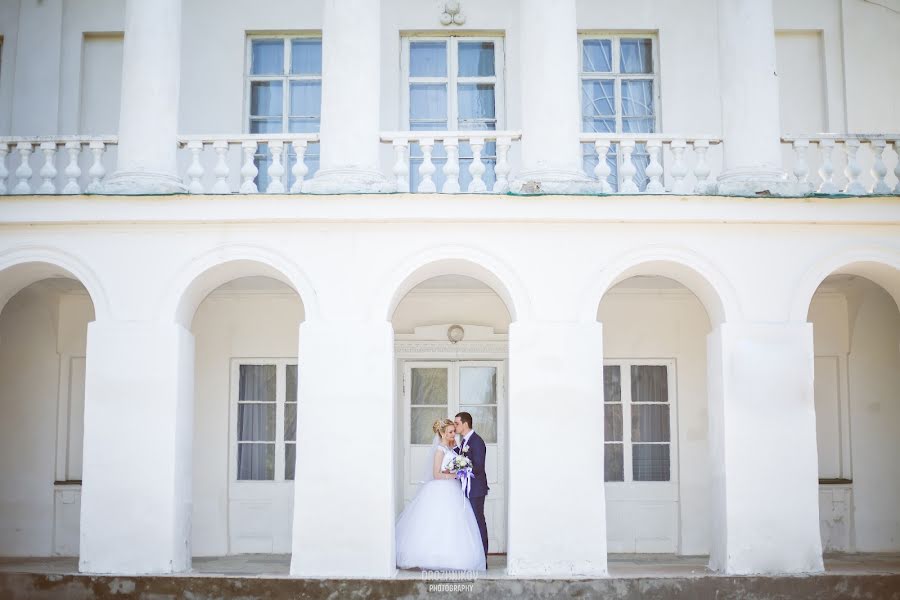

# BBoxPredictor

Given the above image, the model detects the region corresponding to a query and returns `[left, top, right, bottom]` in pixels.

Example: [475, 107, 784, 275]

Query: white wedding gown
[395, 445, 486, 571]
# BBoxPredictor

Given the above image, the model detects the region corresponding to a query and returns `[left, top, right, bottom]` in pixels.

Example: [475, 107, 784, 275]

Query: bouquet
[449, 454, 474, 498]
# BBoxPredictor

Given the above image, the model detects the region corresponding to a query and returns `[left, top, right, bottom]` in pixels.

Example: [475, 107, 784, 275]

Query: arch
[579, 245, 742, 326]
[790, 247, 900, 322]
[159, 244, 320, 328]
[376, 245, 531, 322]
[0, 246, 111, 320]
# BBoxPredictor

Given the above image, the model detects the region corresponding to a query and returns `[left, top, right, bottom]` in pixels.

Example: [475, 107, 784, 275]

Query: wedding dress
[395, 444, 486, 571]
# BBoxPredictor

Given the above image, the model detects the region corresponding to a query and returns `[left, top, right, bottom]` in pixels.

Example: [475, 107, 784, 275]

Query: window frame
[603, 358, 678, 484]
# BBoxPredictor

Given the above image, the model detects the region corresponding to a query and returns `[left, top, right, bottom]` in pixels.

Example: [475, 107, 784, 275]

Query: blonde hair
[432, 418, 454, 436]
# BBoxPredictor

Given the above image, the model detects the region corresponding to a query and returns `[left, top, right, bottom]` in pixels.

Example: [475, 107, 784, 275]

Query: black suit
[456, 431, 489, 556]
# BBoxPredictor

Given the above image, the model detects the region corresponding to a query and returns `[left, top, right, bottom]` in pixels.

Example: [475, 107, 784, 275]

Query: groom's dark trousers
[458, 432, 490, 557]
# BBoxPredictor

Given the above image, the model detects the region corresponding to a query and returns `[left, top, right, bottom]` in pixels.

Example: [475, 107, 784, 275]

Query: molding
[394, 340, 508, 357]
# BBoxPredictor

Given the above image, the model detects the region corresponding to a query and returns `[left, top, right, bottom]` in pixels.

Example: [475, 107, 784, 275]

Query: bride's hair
[432, 418, 454, 436]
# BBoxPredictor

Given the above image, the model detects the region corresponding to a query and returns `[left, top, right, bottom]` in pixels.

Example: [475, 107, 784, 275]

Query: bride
[395, 418, 486, 571]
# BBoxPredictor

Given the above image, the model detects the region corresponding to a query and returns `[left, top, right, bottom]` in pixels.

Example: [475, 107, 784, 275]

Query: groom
[454, 411, 489, 557]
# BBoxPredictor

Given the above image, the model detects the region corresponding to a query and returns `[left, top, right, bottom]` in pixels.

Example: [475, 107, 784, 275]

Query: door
[403, 360, 507, 553]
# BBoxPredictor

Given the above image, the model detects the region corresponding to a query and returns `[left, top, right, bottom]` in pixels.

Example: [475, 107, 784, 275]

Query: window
[234, 361, 298, 481]
[402, 36, 504, 191]
[580, 35, 659, 192]
[603, 361, 674, 482]
[247, 36, 322, 191]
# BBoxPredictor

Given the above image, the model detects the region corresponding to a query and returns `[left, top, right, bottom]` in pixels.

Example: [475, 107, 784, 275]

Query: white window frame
[603, 358, 678, 484]
[229, 358, 298, 485]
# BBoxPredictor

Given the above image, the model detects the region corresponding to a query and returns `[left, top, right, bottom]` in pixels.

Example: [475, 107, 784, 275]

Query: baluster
[13, 143, 33, 194]
[0, 143, 8, 195]
[266, 140, 285, 193]
[670, 140, 690, 194]
[619, 140, 639, 193]
[817, 139, 837, 194]
[843, 139, 865, 195]
[61, 142, 82, 194]
[493, 136, 512, 193]
[391, 139, 409, 192]
[792, 139, 810, 186]
[644, 140, 664, 193]
[893, 139, 900, 195]
[240, 140, 259, 194]
[37, 142, 58, 194]
[85, 141, 106, 193]
[186, 140, 205, 194]
[692, 140, 713, 194]
[870, 139, 890, 194]
[290, 140, 309, 193]
[442, 138, 461, 193]
[417, 138, 437, 193]
[593, 139, 613, 193]
[467, 137, 486, 193]
[211, 140, 231, 194]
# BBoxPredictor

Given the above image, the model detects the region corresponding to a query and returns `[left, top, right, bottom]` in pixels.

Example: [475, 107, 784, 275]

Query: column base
[510, 169, 603, 195]
[301, 168, 394, 194]
[98, 171, 187, 195]
[716, 169, 812, 197]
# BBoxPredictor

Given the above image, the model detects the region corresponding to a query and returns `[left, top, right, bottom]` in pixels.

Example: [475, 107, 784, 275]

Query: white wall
[392, 289, 511, 334]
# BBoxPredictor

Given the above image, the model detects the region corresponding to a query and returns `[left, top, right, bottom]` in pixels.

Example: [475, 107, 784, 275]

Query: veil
[421, 434, 441, 482]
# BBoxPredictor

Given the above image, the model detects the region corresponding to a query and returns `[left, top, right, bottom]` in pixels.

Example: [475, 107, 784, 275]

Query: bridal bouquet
[450, 455, 474, 498]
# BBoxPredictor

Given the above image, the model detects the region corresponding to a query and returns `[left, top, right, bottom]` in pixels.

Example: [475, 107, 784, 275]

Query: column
[303, 0, 390, 193]
[716, 0, 802, 196]
[101, 0, 185, 194]
[290, 320, 395, 576]
[707, 322, 824, 574]
[79, 321, 194, 574]
[510, 0, 596, 194]
[507, 321, 608, 576]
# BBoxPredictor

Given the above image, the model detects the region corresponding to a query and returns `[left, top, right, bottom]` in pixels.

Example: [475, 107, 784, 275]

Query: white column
[303, 0, 389, 193]
[507, 321, 608, 576]
[707, 322, 824, 574]
[79, 321, 194, 574]
[510, 0, 596, 194]
[290, 320, 395, 576]
[101, 0, 185, 194]
[716, 0, 803, 196]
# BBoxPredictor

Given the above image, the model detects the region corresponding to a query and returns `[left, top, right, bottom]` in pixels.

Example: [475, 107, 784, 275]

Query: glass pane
[291, 39, 322, 75]
[583, 39, 613, 73]
[286, 365, 297, 404]
[631, 365, 668, 403]
[632, 404, 670, 443]
[459, 367, 496, 405]
[458, 84, 496, 122]
[239, 365, 276, 402]
[250, 81, 283, 117]
[603, 365, 621, 402]
[284, 403, 297, 442]
[604, 443, 624, 482]
[410, 41, 447, 77]
[288, 117, 320, 134]
[582, 80, 615, 128]
[411, 368, 448, 405]
[620, 38, 653, 74]
[458, 41, 495, 76]
[621, 80, 654, 120]
[237, 403, 276, 442]
[250, 119, 282, 134]
[604, 404, 623, 442]
[251, 40, 284, 75]
[410, 84, 448, 124]
[237, 443, 275, 480]
[285, 443, 296, 481]
[459, 405, 497, 443]
[290, 81, 321, 117]
[411, 406, 448, 444]
[633, 444, 670, 481]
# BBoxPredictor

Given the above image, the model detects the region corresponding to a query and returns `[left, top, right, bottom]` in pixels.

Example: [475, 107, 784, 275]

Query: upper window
[402, 36, 504, 191]
[580, 35, 659, 192]
[247, 36, 322, 190]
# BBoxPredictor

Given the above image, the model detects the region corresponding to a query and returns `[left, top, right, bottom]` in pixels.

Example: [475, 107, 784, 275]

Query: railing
[177, 134, 320, 194]
[381, 131, 521, 193]
[579, 134, 722, 194]
[782, 134, 900, 195]
[0, 136, 117, 195]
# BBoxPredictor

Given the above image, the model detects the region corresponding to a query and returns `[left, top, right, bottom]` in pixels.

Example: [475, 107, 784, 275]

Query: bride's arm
[432, 450, 455, 480]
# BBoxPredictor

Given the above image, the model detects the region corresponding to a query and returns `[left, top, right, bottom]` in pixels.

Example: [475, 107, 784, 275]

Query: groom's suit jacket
[457, 432, 489, 498]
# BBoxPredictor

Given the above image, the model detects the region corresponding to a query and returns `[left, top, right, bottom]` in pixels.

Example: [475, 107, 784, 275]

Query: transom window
[233, 361, 298, 482]
[580, 35, 660, 192]
[402, 36, 505, 191]
[603, 361, 674, 482]
[247, 36, 322, 190]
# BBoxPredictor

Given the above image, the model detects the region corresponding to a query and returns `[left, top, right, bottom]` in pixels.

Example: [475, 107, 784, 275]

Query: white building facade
[0, 0, 899, 580]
